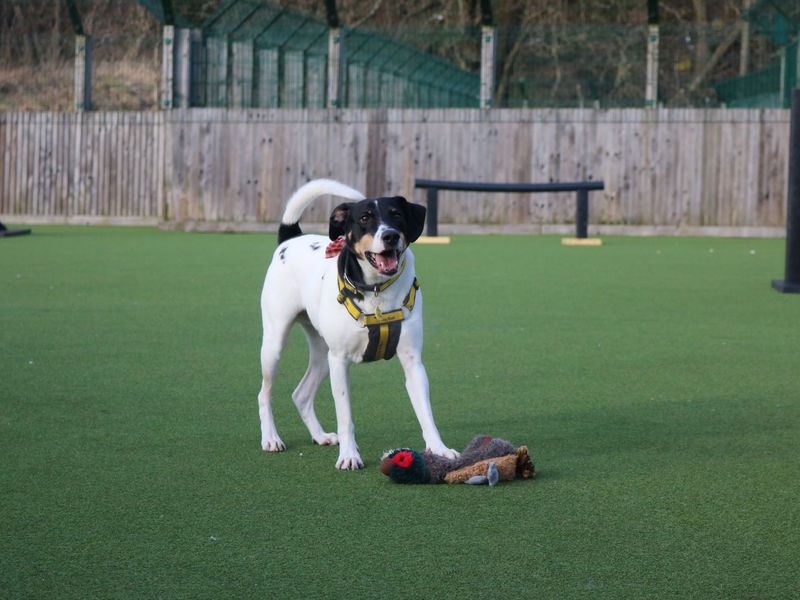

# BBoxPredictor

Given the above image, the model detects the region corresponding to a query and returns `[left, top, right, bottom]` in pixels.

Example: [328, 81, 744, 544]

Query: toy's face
[379, 448, 429, 484]
[389, 450, 415, 468]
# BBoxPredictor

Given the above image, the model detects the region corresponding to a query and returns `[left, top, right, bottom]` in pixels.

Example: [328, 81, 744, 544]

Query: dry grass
[0, 59, 159, 112]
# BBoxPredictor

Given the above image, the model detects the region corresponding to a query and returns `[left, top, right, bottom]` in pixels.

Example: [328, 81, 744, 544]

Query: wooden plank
[43, 113, 56, 216]
[109, 111, 119, 216]
[156, 110, 167, 220]
[31, 112, 42, 215]
[16, 112, 26, 214]
[63, 113, 73, 216]
[75, 111, 87, 215]
[22, 112, 32, 215]
[0, 113, 6, 214]
[128, 112, 138, 217]
[133, 112, 144, 217]
[138, 112, 148, 217]
[51, 112, 62, 216]
[98, 112, 108, 216]
[92, 112, 102, 215]
[146, 112, 159, 218]
[119, 112, 130, 217]
[8, 113, 17, 213]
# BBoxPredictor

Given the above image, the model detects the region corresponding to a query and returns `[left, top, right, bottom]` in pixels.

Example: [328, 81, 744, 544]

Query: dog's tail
[278, 179, 365, 244]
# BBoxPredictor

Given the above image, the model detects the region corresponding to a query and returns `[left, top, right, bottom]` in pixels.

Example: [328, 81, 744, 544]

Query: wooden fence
[0, 108, 791, 232]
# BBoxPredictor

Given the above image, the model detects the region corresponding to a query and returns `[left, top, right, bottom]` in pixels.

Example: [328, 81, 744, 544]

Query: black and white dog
[258, 179, 457, 469]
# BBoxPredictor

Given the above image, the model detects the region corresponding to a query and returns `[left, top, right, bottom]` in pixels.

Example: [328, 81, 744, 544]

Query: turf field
[2, 226, 798, 599]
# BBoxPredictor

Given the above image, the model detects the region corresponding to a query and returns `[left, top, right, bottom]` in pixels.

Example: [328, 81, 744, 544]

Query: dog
[257, 179, 457, 469]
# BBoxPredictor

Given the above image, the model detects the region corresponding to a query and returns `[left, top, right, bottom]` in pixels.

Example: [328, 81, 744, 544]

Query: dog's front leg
[398, 352, 459, 460]
[327, 354, 364, 470]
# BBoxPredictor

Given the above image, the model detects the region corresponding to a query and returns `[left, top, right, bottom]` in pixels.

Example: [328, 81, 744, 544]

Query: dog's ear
[396, 197, 426, 244]
[329, 202, 353, 240]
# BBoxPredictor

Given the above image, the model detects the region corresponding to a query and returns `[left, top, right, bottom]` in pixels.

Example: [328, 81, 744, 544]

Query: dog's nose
[382, 230, 400, 246]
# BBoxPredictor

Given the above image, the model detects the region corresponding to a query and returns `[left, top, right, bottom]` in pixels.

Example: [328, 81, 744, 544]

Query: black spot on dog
[310, 242, 321, 251]
[279, 247, 288, 263]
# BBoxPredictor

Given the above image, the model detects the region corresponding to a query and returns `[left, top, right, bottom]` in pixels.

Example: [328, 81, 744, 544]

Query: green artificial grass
[2, 226, 799, 599]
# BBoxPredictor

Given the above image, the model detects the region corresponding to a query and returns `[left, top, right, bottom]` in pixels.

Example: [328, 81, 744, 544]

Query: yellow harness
[336, 258, 420, 361]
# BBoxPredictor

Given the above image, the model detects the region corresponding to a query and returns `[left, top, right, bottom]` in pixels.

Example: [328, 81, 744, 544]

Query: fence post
[328, 28, 344, 108]
[74, 34, 92, 111]
[426, 188, 439, 237]
[161, 25, 175, 109]
[480, 26, 496, 109]
[325, 0, 343, 108]
[645, 0, 659, 107]
[479, 0, 495, 109]
[772, 89, 800, 293]
[175, 28, 192, 108]
[66, 0, 91, 111]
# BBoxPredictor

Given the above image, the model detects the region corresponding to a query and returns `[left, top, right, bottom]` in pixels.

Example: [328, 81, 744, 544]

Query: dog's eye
[359, 213, 371, 224]
[389, 208, 402, 217]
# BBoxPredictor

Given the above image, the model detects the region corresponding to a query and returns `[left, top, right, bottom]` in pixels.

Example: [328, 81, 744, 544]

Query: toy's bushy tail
[278, 179, 365, 244]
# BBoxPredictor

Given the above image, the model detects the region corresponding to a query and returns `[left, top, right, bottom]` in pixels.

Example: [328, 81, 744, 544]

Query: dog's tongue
[374, 252, 399, 273]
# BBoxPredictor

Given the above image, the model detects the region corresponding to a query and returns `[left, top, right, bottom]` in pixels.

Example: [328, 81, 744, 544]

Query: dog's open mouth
[366, 250, 401, 275]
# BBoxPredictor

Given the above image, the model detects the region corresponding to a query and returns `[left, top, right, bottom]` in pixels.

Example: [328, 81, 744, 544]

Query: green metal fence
[2, 0, 799, 112]
[714, 38, 798, 108]
[192, 0, 479, 109]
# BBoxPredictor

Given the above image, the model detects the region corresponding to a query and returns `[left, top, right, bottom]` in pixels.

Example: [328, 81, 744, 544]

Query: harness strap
[338, 256, 406, 300]
[365, 320, 403, 361]
[336, 275, 421, 362]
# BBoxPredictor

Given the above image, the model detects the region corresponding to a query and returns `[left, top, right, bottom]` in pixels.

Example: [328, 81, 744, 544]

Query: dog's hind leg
[258, 317, 293, 452]
[294, 316, 338, 447]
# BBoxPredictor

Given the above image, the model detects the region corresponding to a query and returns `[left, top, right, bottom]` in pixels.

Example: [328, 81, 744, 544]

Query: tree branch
[687, 22, 743, 92]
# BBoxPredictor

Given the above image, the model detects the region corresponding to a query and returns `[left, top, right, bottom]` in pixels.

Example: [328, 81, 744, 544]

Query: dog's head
[329, 196, 426, 277]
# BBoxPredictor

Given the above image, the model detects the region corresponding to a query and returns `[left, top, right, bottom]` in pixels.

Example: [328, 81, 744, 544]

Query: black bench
[414, 179, 605, 239]
[0, 221, 32, 238]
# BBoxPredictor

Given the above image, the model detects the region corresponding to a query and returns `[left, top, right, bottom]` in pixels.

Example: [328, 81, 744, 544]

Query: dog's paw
[335, 452, 364, 470]
[312, 432, 339, 446]
[428, 446, 460, 460]
[262, 437, 286, 452]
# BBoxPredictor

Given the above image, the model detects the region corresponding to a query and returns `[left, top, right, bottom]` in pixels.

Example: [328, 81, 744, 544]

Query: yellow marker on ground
[561, 238, 603, 246]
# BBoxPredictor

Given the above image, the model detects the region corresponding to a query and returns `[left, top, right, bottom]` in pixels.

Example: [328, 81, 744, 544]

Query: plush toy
[380, 435, 535, 485]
